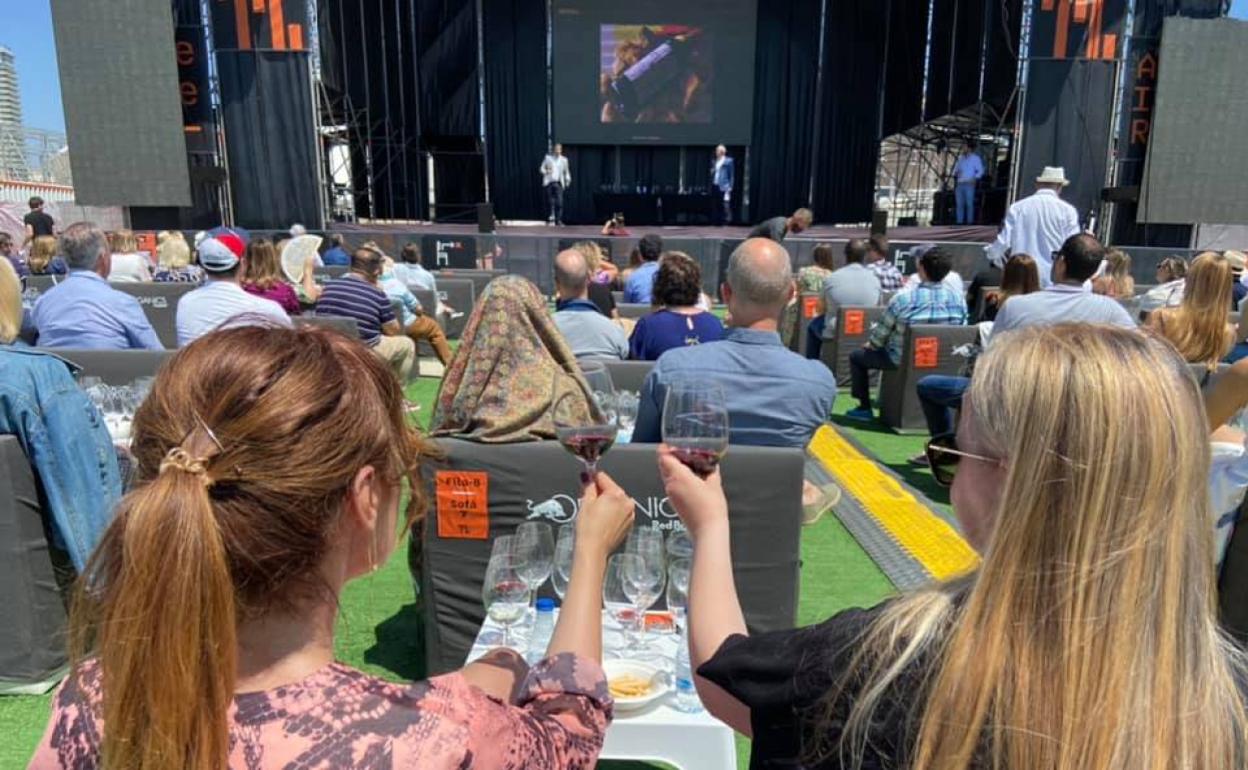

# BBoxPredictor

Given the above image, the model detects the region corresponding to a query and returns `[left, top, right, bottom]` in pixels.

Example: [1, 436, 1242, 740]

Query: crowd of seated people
[552, 248, 629, 361]
[151, 230, 203, 283]
[105, 230, 153, 283]
[628, 251, 724, 361]
[175, 232, 293, 346]
[1146, 251, 1236, 372]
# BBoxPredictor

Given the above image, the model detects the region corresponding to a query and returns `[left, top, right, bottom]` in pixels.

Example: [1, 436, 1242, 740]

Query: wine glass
[662, 382, 730, 479]
[513, 522, 554, 611]
[553, 361, 619, 476]
[604, 554, 640, 652]
[617, 390, 639, 440]
[482, 554, 529, 649]
[551, 524, 575, 601]
[666, 529, 694, 561]
[667, 557, 692, 633]
[621, 546, 665, 649]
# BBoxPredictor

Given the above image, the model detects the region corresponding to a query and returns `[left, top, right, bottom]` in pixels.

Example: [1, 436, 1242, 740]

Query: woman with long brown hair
[1146, 250, 1234, 369]
[240, 237, 302, 315]
[979, 253, 1040, 322]
[32, 325, 634, 769]
[661, 324, 1248, 769]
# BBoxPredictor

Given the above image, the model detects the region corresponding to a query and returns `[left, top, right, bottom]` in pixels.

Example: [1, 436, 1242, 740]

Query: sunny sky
[1, 0, 1246, 135]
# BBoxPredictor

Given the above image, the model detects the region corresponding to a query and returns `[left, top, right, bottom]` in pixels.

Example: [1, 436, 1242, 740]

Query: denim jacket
[0, 346, 121, 570]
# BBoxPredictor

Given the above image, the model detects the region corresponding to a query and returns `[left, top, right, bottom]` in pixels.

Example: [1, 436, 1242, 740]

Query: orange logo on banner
[1039, 0, 1118, 61]
[914, 337, 940, 369]
[802, 296, 819, 319]
[844, 310, 865, 336]
[436, 471, 489, 540]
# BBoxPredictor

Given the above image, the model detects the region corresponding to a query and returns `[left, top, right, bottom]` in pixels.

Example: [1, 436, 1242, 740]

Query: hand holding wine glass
[657, 444, 730, 540]
[574, 471, 635, 560]
[554, 361, 620, 476]
[661, 382, 729, 479]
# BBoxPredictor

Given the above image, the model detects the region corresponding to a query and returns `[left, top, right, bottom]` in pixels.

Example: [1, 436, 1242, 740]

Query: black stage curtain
[216, 52, 321, 229]
[748, 0, 821, 222]
[418, 0, 479, 142]
[812, 1, 888, 224]
[563, 146, 616, 224]
[882, 0, 930, 136]
[482, 0, 548, 221]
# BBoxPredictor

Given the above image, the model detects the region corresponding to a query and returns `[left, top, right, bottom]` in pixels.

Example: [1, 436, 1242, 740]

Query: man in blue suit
[711, 144, 735, 226]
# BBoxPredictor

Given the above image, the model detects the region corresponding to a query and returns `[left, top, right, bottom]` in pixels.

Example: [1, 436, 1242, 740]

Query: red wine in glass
[668, 442, 725, 479]
[557, 426, 617, 471]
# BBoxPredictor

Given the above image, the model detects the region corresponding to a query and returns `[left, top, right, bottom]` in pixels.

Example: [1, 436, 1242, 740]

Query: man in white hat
[985, 166, 1081, 287]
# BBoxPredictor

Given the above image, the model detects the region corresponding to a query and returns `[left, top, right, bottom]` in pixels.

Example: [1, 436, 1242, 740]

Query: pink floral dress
[30, 653, 612, 769]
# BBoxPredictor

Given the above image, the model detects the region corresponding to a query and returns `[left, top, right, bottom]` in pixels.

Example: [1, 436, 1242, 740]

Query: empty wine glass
[551, 524, 575, 601]
[482, 554, 528, 649]
[666, 529, 694, 561]
[553, 361, 619, 476]
[621, 547, 665, 648]
[667, 557, 692, 633]
[604, 554, 640, 652]
[513, 522, 554, 609]
[662, 382, 730, 479]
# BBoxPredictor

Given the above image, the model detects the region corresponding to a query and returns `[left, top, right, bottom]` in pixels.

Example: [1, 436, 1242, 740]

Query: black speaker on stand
[477, 203, 496, 233]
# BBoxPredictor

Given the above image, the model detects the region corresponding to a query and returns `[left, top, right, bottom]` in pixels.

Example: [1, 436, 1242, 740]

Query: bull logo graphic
[525, 494, 579, 524]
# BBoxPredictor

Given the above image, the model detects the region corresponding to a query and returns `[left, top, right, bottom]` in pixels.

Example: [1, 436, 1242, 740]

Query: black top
[748, 216, 789, 243]
[965, 265, 1003, 323]
[588, 282, 616, 317]
[24, 210, 54, 238]
[698, 600, 925, 770]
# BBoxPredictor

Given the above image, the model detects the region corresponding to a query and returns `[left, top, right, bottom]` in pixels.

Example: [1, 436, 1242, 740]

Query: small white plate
[604, 659, 670, 713]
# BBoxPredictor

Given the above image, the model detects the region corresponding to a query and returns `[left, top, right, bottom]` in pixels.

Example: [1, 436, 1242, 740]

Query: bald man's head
[554, 248, 590, 299]
[724, 237, 795, 326]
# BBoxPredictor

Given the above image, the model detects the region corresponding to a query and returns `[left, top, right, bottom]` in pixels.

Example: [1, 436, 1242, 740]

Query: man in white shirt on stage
[952, 141, 985, 224]
[540, 143, 572, 226]
[985, 166, 1081, 287]
[711, 144, 735, 226]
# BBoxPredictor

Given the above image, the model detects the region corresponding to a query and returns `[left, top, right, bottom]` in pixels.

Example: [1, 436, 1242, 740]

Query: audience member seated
[321, 233, 350, 266]
[664, 324, 1248, 769]
[618, 247, 643, 290]
[633, 238, 835, 447]
[391, 242, 460, 321]
[105, 229, 152, 283]
[27, 234, 67, 276]
[797, 243, 836, 296]
[1139, 256, 1188, 315]
[31, 325, 631, 769]
[151, 231, 204, 284]
[846, 246, 966, 421]
[0, 259, 121, 570]
[623, 234, 665, 304]
[379, 256, 454, 367]
[240, 237, 303, 315]
[552, 249, 628, 361]
[993, 234, 1135, 334]
[1091, 247, 1135, 298]
[176, 233, 292, 346]
[31, 223, 164, 351]
[807, 239, 882, 361]
[748, 207, 813, 243]
[979, 253, 1040, 323]
[964, 260, 1002, 323]
[573, 241, 618, 318]
[431, 275, 596, 442]
[865, 234, 903, 291]
[0, 232, 26, 278]
[587, 241, 620, 286]
[902, 244, 964, 295]
[316, 248, 415, 380]
[1145, 251, 1234, 371]
[629, 252, 724, 361]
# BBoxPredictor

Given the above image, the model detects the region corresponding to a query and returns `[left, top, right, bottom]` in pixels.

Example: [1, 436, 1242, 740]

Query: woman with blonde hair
[32, 325, 634, 769]
[1139, 255, 1188, 313]
[572, 241, 619, 317]
[662, 323, 1248, 769]
[1146, 251, 1234, 369]
[106, 229, 152, 282]
[27, 235, 66, 275]
[152, 230, 204, 283]
[0, 257, 25, 344]
[1092, 248, 1135, 298]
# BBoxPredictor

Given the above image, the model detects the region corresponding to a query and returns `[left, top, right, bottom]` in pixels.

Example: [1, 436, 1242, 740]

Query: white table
[468, 612, 738, 770]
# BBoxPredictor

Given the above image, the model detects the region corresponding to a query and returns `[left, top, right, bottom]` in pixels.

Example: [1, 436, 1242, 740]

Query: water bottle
[525, 598, 557, 665]
[673, 629, 703, 713]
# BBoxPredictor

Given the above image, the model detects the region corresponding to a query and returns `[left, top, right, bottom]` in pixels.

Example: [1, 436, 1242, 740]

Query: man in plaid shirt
[866, 234, 904, 291]
[846, 246, 967, 420]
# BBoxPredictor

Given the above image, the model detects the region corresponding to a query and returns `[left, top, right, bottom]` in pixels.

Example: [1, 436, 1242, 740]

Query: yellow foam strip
[809, 425, 980, 582]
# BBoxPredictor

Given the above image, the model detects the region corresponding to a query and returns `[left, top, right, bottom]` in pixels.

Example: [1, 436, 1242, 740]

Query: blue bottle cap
[535, 598, 557, 612]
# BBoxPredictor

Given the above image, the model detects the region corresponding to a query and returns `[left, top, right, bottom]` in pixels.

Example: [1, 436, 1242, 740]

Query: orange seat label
[914, 337, 939, 368]
[436, 471, 489, 539]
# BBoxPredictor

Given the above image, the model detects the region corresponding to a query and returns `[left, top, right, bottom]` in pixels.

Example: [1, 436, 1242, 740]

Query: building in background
[0, 46, 28, 180]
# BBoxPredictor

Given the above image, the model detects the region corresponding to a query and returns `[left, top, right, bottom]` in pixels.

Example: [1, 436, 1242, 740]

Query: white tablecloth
[468, 611, 738, 770]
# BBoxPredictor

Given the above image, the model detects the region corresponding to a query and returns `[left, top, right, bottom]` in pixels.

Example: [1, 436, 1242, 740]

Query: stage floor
[335, 221, 998, 244]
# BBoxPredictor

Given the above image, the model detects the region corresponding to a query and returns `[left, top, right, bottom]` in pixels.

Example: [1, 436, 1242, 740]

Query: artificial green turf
[0, 383, 931, 769]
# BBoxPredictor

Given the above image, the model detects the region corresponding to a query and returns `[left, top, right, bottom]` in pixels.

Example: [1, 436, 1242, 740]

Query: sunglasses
[924, 433, 1000, 487]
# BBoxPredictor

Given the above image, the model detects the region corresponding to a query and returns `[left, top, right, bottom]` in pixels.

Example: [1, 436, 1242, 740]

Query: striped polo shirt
[315, 273, 395, 346]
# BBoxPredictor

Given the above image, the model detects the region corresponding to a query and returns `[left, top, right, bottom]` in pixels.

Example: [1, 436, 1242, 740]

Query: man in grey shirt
[806, 239, 882, 359]
[747, 207, 813, 242]
[551, 249, 628, 360]
[993, 233, 1136, 336]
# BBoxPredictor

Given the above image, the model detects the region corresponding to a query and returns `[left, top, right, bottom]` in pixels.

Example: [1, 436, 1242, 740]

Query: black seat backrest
[820, 305, 886, 386]
[435, 278, 475, 339]
[878, 324, 979, 432]
[617, 303, 651, 320]
[295, 315, 360, 339]
[43, 348, 173, 385]
[419, 439, 805, 673]
[602, 360, 654, 392]
[109, 282, 198, 348]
